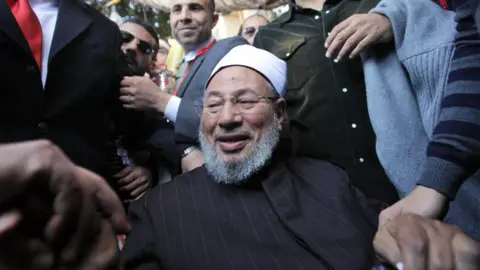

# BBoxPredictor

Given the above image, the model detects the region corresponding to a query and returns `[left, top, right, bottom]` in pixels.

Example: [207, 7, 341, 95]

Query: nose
[179, 8, 192, 23]
[122, 39, 138, 53]
[217, 102, 242, 129]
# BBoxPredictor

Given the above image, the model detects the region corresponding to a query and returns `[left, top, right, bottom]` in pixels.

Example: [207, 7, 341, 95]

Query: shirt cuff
[164, 96, 182, 123]
[417, 157, 468, 200]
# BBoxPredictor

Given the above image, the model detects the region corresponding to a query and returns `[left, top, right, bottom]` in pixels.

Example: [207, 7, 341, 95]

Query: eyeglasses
[121, 31, 154, 55]
[195, 95, 278, 117]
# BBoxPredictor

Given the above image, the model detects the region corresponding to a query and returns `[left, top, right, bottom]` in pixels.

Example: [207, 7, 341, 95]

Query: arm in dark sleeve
[121, 197, 163, 270]
[147, 120, 189, 176]
[417, 0, 480, 200]
[108, 27, 157, 170]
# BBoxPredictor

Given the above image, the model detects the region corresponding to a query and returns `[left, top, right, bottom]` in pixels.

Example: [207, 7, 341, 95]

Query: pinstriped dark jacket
[121, 144, 381, 270]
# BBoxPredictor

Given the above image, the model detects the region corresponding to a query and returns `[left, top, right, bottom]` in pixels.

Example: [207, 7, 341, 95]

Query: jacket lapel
[49, 0, 92, 62]
[0, 0, 33, 58]
[176, 54, 207, 97]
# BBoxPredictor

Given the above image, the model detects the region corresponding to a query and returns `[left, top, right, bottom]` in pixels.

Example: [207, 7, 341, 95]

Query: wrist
[156, 92, 172, 113]
[181, 146, 199, 159]
[415, 186, 447, 201]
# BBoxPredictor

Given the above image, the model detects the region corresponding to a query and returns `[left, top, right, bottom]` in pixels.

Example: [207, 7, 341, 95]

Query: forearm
[417, 0, 480, 199]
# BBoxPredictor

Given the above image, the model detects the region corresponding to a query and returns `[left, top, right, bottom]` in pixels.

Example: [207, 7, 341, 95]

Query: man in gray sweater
[327, 0, 480, 239]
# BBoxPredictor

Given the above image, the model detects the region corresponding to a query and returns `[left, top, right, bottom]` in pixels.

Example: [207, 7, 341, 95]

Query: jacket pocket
[267, 31, 313, 91]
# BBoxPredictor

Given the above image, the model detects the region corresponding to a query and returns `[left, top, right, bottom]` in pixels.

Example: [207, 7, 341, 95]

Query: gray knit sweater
[363, 0, 480, 239]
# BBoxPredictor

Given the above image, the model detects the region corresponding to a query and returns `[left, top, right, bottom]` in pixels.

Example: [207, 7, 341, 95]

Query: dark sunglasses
[242, 26, 257, 36]
[121, 31, 154, 55]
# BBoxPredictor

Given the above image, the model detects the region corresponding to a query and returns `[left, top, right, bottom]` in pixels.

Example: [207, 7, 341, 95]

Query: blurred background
[86, 0, 289, 41]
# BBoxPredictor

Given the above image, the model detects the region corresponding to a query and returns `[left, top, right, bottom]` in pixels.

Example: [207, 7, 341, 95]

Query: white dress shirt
[30, 0, 59, 88]
[164, 37, 215, 123]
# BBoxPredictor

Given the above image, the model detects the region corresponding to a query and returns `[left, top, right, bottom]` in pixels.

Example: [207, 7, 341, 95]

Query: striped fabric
[121, 157, 380, 269]
[417, 0, 480, 200]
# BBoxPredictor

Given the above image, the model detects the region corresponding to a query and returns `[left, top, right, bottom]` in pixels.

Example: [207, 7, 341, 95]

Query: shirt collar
[29, 0, 58, 6]
[184, 36, 215, 62]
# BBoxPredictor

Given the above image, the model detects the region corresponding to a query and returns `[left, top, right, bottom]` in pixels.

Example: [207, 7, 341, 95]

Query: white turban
[207, 45, 287, 97]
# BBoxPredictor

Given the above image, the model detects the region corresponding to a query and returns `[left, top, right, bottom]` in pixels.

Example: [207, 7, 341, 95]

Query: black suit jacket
[0, 0, 150, 178]
[121, 155, 379, 270]
[148, 37, 248, 174]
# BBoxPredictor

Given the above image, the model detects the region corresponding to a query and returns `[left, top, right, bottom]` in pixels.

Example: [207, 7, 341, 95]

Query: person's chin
[217, 145, 251, 164]
[179, 35, 199, 45]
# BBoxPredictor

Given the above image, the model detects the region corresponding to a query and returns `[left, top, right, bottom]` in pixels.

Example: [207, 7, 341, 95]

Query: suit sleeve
[417, 0, 480, 200]
[173, 90, 203, 145]
[121, 196, 164, 270]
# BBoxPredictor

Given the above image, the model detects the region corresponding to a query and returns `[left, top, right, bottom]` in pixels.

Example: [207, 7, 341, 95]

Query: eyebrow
[205, 88, 259, 98]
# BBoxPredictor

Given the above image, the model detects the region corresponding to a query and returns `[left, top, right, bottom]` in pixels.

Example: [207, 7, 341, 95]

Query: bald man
[239, 14, 269, 44]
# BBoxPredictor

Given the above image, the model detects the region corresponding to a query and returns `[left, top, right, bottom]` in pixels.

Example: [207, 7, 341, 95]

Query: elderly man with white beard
[121, 45, 480, 270]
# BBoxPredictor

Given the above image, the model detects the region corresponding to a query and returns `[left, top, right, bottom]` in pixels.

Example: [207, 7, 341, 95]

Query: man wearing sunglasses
[0, 0, 155, 201]
[119, 0, 248, 177]
[238, 14, 269, 45]
[120, 18, 159, 77]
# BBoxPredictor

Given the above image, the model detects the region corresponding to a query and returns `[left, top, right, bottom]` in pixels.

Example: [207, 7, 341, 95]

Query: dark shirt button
[38, 122, 48, 132]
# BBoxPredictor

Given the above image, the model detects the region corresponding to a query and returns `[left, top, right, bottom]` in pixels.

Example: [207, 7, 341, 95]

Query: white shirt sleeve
[164, 96, 182, 123]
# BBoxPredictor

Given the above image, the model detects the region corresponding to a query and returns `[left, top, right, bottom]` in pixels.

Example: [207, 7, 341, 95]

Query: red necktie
[7, 0, 43, 70]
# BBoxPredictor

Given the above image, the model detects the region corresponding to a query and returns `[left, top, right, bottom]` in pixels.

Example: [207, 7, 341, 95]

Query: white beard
[199, 115, 280, 184]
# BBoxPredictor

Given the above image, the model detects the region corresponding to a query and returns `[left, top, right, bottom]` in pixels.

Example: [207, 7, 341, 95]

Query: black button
[26, 65, 38, 74]
[38, 122, 48, 132]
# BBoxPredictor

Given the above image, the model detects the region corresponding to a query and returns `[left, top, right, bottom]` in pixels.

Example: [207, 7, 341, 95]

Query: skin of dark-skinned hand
[374, 214, 480, 270]
[0, 140, 129, 270]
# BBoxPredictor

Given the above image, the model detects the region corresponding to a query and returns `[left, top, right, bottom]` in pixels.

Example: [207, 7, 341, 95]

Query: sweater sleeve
[417, 0, 480, 200]
[368, 0, 407, 52]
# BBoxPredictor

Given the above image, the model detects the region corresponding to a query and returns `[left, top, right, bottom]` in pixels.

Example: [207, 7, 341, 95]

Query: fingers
[120, 87, 135, 96]
[452, 230, 480, 270]
[423, 220, 455, 269]
[121, 178, 149, 198]
[349, 34, 376, 59]
[324, 17, 351, 49]
[77, 166, 130, 234]
[0, 141, 56, 204]
[325, 21, 357, 60]
[393, 216, 428, 270]
[114, 166, 134, 179]
[0, 210, 21, 237]
[120, 76, 140, 87]
[130, 183, 149, 199]
[374, 220, 402, 265]
[120, 176, 146, 191]
[44, 176, 84, 248]
[117, 170, 138, 186]
[0, 217, 53, 270]
[379, 202, 402, 228]
[334, 30, 367, 61]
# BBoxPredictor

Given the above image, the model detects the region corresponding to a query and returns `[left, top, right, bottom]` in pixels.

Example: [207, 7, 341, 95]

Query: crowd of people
[0, 0, 480, 269]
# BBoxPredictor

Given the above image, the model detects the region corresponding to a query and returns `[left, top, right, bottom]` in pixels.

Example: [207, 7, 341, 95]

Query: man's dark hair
[121, 17, 159, 55]
[237, 25, 243, 36]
